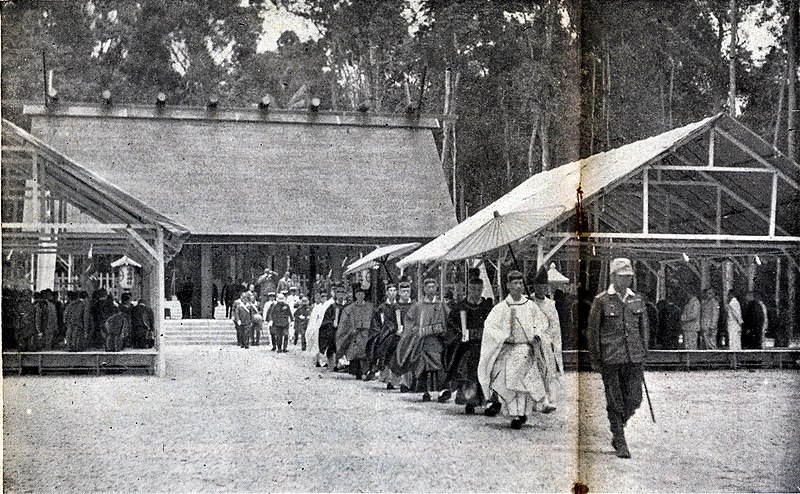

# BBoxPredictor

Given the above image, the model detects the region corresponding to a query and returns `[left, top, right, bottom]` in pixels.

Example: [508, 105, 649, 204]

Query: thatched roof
[26, 104, 457, 241]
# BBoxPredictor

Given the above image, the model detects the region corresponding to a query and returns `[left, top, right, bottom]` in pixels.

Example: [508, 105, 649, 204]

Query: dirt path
[3, 345, 798, 492]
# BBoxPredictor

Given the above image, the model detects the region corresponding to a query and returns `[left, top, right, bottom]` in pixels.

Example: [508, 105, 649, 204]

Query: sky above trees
[2, 0, 796, 211]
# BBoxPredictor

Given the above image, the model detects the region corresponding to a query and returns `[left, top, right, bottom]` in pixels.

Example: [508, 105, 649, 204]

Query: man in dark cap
[336, 283, 375, 379]
[586, 257, 649, 458]
[293, 296, 312, 350]
[380, 281, 415, 389]
[440, 276, 494, 413]
[393, 277, 450, 401]
[479, 270, 550, 430]
[365, 283, 398, 381]
[319, 284, 348, 369]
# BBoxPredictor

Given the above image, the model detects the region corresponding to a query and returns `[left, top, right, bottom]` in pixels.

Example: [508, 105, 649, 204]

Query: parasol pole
[379, 256, 394, 284]
[507, 243, 530, 297]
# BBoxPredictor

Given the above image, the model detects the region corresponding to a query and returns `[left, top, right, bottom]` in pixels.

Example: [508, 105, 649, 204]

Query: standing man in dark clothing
[268, 293, 293, 352]
[232, 291, 253, 349]
[15, 290, 38, 351]
[91, 289, 116, 348]
[105, 293, 132, 352]
[656, 299, 682, 349]
[65, 291, 88, 352]
[586, 258, 649, 459]
[211, 283, 219, 318]
[131, 300, 156, 349]
[221, 277, 237, 318]
[319, 284, 347, 369]
[293, 296, 312, 350]
[441, 277, 494, 413]
[742, 291, 768, 349]
[365, 283, 398, 380]
[394, 278, 450, 402]
[177, 278, 194, 319]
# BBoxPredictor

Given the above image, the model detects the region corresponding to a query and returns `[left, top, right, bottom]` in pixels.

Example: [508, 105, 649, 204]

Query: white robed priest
[478, 269, 562, 430]
[307, 290, 334, 367]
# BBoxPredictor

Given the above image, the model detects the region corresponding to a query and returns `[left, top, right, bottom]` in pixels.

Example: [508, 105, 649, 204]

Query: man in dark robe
[742, 291, 768, 349]
[440, 277, 494, 413]
[376, 282, 414, 390]
[293, 297, 312, 350]
[105, 292, 132, 352]
[319, 284, 347, 369]
[393, 278, 450, 402]
[336, 284, 375, 379]
[365, 283, 397, 380]
[131, 300, 156, 349]
[92, 289, 117, 348]
[656, 299, 682, 349]
[3, 288, 18, 350]
[65, 291, 88, 352]
[15, 290, 38, 351]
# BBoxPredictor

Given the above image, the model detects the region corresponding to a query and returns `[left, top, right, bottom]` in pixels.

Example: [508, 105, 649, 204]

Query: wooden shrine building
[21, 102, 457, 318]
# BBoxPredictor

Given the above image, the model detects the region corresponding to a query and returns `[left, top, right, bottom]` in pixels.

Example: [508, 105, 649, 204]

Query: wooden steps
[162, 318, 236, 346]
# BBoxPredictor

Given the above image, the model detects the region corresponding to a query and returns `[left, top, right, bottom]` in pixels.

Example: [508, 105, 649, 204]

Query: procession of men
[229, 257, 649, 460]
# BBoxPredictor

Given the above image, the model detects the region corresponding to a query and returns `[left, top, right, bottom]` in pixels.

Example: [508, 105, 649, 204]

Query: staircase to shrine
[162, 318, 236, 346]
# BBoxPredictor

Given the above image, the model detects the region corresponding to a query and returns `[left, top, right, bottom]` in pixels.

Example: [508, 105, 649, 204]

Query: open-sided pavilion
[399, 113, 800, 368]
[1, 119, 188, 375]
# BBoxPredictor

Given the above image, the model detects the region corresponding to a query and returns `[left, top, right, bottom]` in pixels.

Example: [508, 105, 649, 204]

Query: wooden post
[416, 263, 422, 301]
[787, 264, 796, 340]
[700, 258, 711, 289]
[200, 244, 213, 318]
[769, 173, 778, 237]
[775, 257, 782, 318]
[657, 261, 666, 301]
[440, 261, 447, 300]
[642, 168, 649, 233]
[708, 129, 715, 167]
[747, 257, 756, 292]
[722, 260, 734, 304]
[154, 227, 166, 377]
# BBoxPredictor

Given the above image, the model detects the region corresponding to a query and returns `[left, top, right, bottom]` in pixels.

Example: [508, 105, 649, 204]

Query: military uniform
[587, 285, 650, 458]
[586, 259, 649, 458]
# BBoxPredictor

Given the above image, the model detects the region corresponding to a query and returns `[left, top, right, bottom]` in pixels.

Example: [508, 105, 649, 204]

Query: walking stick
[642, 373, 656, 423]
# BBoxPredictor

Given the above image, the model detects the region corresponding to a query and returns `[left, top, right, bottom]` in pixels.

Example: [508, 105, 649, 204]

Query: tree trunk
[540, 112, 552, 171]
[527, 108, 541, 176]
[728, 0, 737, 117]
[504, 105, 512, 189]
[774, 67, 787, 149]
[788, 0, 798, 159]
[590, 56, 597, 155]
[669, 57, 675, 127]
[440, 68, 452, 196]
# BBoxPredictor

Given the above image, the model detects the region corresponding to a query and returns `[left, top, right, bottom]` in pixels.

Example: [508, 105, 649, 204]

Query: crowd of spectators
[2, 288, 155, 352]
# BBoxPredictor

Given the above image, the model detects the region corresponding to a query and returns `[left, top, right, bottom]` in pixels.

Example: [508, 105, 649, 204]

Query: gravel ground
[3, 345, 799, 493]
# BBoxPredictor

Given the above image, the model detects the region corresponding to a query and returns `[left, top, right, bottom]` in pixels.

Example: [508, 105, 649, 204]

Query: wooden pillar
[154, 227, 166, 377]
[657, 261, 667, 301]
[440, 262, 447, 300]
[787, 265, 796, 340]
[775, 257, 782, 318]
[747, 258, 757, 292]
[722, 260, 735, 304]
[416, 263, 423, 300]
[200, 244, 213, 318]
[700, 258, 711, 289]
[228, 248, 236, 281]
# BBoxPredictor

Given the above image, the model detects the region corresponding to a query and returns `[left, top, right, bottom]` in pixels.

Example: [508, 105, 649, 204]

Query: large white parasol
[342, 242, 421, 277]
